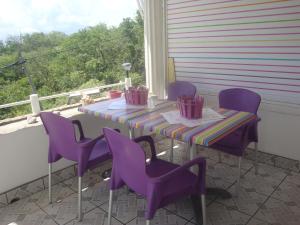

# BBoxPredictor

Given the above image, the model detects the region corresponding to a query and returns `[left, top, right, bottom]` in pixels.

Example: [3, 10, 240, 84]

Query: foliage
[0, 12, 144, 120]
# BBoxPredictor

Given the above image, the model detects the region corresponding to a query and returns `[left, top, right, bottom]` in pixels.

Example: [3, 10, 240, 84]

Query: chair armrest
[72, 120, 85, 140]
[150, 157, 206, 184]
[134, 135, 157, 160]
[79, 134, 105, 149]
[79, 128, 120, 149]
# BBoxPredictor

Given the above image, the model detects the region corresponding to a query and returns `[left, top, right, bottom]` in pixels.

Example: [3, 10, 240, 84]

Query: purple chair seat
[146, 159, 198, 207]
[103, 128, 207, 225]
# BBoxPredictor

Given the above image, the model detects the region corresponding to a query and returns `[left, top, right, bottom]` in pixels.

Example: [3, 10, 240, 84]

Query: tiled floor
[1, 138, 299, 225]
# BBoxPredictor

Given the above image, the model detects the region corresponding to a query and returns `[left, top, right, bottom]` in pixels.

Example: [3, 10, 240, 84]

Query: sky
[0, 0, 138, 41]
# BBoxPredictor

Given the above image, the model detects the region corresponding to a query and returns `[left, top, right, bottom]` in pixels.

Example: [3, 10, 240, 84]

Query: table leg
[189, 143, 197, 173]
[190, 144, 232, 200]
[129, 127, 135, 139]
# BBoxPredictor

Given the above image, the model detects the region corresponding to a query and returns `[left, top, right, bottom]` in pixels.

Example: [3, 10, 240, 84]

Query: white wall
[0, 111, 127, 193]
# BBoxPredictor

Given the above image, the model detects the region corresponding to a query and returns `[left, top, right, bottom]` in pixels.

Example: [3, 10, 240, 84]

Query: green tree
[0, 11, 144, 120]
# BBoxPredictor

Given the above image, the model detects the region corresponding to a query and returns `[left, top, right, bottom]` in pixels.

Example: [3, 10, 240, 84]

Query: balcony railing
[0, 81, 125, 121]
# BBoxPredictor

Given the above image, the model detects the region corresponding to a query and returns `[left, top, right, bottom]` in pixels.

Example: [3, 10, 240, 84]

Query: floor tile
[240, 164, 288, 196]
[216, 186, 268, 216]
[165, 197, 195, 221]
[43, 173, 64, 189]
[269, 156, 300, 172]
[254, 163, 289, 181]
[2, 138, 298, 225]
[2, 210, 57, 225]
[30, 182, 74, 208]
[42, 193, 97, 225]
[206, 175, 233, 197]
[158, 146, 190, 165]
[6, 187, 31, 204]
[285, 171, 300, 186]
[240, 173, 279, 196]
[43, 165, 76, 189]
[100, 192, 146, 224]
[186, 222, 211, 225]
[81, 180, 111, 206]
[127, 208, 189, 225]
[246, 218, 272, 225]
[90, 160, 112, 177]
[204, 202, 250, 225]
[244, 149, 274, 165]
[0, 194, 7, 207]
[207, 162, 247, 185]
[65, 207, 122, 225]
[59, 165, 76, 180]
[272, 180, 300, 203]
[197, 147, 220, 161]
[0, 197, 40, 215]
[219, 153, 254, 171]
[63, 171, 102, 192]
[254, 197, 300, 225]
[20, 179, 45, 195]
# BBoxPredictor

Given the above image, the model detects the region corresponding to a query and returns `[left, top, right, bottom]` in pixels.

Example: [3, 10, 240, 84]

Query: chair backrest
[219, 88, 261, 114]
[40, 112, 78, 162]
[103, 128, 148, 194]
[167, 81, 197, 101]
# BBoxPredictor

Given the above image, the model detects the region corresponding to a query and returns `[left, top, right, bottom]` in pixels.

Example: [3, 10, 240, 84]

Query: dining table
[78, 97, 257, 199]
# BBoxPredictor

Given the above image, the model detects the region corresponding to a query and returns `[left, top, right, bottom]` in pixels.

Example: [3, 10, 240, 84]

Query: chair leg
[201, 194, 207, 225]
[236, 157, 242, 197]
[129, 127, 134, 139]
[48, 163, 52, 204]
[254, 142, 258, 175]
[146, 220, 150, 225]
[78, 176, 82, 221]
[108, 190, 113, 225]
[170, 139, 174, 162]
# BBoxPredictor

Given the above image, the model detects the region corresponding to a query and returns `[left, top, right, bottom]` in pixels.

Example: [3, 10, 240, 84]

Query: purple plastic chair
[40, 112, 112, 221]
[167, 81, 197, 101]
[167, 81, 197, 161]
[211, 88, 261, 195]
[103, 128, 207, 225]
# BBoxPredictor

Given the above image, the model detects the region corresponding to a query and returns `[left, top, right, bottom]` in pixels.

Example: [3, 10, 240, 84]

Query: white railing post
[125, 77, 132, 90]
[30, 94, 41, 116]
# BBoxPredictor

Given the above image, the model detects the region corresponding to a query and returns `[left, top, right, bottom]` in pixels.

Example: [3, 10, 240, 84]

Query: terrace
[1, 0, 300, 225]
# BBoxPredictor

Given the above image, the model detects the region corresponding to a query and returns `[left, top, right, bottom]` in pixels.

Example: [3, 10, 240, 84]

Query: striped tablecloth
[79, 99, 256, 147]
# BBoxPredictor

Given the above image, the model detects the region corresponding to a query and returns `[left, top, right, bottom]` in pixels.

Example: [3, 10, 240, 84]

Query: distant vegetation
[0, 12, 144, 120]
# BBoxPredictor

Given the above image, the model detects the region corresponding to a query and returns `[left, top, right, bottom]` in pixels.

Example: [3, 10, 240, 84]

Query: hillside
[0, 12, 144, 120]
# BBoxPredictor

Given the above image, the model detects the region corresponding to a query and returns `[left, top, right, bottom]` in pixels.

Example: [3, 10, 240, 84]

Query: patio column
[144, 0, 167, 99]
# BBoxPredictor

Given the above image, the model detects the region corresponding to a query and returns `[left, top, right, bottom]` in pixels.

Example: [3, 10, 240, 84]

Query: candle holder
[177, 95, 204, 119]
[124, 86, 149, 105]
